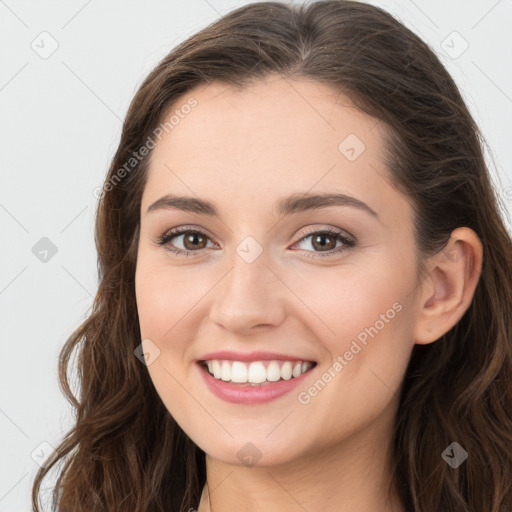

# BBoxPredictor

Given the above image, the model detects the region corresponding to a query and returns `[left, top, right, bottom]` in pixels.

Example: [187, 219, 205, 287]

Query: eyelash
[155, 225, 356, 259]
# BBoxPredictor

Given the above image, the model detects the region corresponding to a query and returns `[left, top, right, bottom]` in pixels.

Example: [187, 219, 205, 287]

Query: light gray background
[1, 0, 511, 509]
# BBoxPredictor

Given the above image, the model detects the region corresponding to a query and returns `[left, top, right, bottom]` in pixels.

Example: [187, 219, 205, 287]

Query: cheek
[285, 262, 416, 451]
[134, 258, 208, 421]
[135, 256, 203, 342]
[293, 256, 414, 345]
[291, 257, 416, 398]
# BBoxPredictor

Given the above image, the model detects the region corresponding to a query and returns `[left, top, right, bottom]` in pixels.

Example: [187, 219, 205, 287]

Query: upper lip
[198, 350, 316, 363]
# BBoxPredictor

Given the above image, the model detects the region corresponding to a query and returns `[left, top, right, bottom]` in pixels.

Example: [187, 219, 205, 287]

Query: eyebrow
[146, 192, 378, 218]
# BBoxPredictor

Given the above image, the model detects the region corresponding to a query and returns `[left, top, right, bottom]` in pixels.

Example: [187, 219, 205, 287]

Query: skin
[135, 75, 482, 512]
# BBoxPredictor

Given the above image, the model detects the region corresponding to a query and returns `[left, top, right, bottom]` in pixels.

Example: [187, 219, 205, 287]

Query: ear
[414, 227, 483, 344]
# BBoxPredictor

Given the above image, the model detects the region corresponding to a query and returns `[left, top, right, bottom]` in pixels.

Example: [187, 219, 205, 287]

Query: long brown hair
[32, 1, 512, 510]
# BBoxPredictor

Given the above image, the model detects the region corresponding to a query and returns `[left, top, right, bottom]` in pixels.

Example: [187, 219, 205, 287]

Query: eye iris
[184, 232, 207, 250]
[312, 233, 336, 251]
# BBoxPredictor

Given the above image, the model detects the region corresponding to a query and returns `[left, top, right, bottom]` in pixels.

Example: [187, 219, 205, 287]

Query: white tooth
[281, 361, 293, 380]
[221, 360, 231, 381]
[248, 361, 267, 383]
[231, 361, 248, 383]
[266, 361, 281, 382]
[207, 361, 214, 374]
[292, 362, 302, 378]
[301, 362, 308, 374]
[212, 360, 221, 379]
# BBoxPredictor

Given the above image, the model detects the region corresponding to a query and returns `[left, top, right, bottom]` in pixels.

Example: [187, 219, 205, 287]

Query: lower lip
[197, 362, 315, 404]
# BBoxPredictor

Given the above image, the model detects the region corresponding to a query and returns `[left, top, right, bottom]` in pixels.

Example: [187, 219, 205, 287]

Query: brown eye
[182, 232, 208, 250]
[156, 227, 215, 256]
[293, 228, 356, 258]
[310, 233, 338, 251]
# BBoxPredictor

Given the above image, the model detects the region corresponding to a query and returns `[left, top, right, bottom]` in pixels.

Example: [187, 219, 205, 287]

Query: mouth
[196, 350, 319, 404]
[198, 358, 318, 386]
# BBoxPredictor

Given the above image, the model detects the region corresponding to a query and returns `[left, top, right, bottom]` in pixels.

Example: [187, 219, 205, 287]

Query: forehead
[156, 75, 379, 158]
[141, 76, 408, 228]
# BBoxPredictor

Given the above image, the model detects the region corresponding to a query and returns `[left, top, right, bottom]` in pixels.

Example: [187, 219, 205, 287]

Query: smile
[197, 358, 317, 404]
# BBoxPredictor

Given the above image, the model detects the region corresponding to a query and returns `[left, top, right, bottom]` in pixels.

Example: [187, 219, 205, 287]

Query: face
[135, 75, 422, 467]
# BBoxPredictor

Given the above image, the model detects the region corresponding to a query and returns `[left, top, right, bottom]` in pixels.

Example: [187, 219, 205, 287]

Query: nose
[208, 250, 287, 335]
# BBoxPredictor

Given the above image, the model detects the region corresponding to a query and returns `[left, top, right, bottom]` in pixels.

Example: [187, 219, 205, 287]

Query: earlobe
[414, 227, 483, 345]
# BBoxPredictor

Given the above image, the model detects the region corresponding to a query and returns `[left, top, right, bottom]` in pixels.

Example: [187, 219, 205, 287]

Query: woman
[31, 1, 512, 511]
